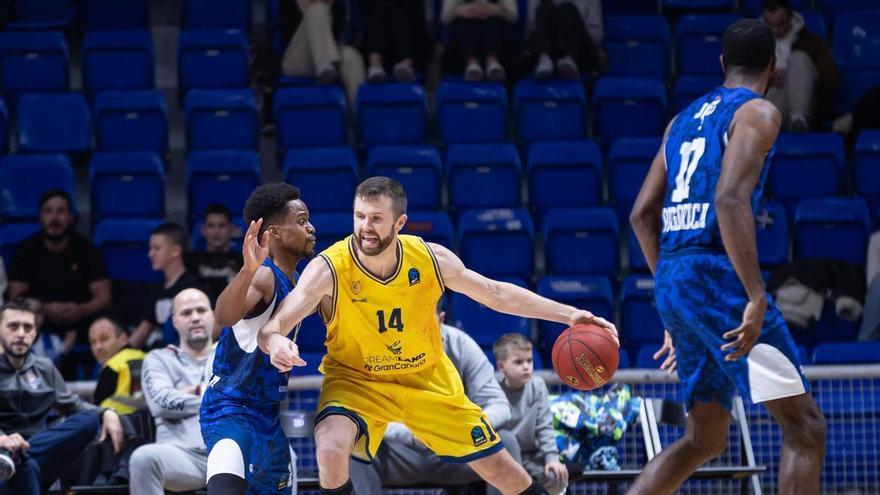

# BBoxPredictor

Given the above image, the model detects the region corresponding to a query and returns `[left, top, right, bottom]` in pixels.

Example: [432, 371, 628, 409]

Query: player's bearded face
[353, 196, 398, 256]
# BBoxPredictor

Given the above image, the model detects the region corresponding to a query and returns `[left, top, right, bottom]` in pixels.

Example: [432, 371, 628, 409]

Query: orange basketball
[551, 323, 619, 390]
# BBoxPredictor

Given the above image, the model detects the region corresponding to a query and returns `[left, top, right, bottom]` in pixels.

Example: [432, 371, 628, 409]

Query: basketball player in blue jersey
[628, 19, 825, 495]
[200, 183, 316, 495]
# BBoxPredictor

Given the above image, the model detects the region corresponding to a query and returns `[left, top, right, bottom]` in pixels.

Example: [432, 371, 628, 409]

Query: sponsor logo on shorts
[408, 268, 420, 286]
[576, 354, 604, 384]
[471, 426, 487, 447]
[277, 467, 292, 490]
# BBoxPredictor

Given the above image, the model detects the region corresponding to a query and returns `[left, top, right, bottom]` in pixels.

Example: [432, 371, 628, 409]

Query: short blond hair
[492, 333, 532, 362]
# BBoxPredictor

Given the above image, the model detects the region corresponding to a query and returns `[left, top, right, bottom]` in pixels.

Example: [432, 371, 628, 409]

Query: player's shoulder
[738, 98, 782, 124]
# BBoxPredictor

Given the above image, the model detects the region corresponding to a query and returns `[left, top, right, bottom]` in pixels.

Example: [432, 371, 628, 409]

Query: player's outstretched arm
[215, 219, 272, 327]
[630, 120, 674, 275]
[256, 256, 334, 371]
[430, 243, 618, 345]
[716, 99, 781, 360]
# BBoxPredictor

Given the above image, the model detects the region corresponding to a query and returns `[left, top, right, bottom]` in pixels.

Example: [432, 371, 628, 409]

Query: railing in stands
[69, 365, 880, 495]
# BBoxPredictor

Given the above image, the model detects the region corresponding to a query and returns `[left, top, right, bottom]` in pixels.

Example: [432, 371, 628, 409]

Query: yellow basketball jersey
[318, 234, 445, 377]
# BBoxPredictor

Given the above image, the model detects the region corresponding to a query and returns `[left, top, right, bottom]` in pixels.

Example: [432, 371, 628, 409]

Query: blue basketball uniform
[655, 86, 808, 411]
[201, 258, 300, 494]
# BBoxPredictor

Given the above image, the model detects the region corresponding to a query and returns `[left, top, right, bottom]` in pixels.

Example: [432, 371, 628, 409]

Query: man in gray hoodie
[129, 288, 215, 495]
[0, 298, 124, 494]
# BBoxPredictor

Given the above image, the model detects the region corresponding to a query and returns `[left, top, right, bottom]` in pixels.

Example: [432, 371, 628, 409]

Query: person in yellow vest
[257, 177, 620, 495]
[89, 317, 146, 414]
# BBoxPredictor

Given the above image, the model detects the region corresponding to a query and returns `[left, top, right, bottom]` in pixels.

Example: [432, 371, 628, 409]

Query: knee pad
[207, 472, 248, 495]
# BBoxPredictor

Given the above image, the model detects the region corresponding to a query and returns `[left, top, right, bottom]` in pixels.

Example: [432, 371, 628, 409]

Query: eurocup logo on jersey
[471, 426, 488, 447]
[408, 268, 421, 286]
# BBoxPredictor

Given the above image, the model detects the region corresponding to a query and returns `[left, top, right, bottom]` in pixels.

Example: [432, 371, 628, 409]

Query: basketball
[551, 323, 618, 391]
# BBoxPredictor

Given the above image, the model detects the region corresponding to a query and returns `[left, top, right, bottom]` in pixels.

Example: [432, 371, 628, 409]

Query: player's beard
[355, 230, 395, 256]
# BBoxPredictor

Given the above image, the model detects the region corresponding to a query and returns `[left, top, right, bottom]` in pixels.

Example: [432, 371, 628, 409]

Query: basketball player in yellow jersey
[258, 177, 619, 495]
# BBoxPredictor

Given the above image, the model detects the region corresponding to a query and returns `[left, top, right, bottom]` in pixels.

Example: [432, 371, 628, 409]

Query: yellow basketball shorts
[315, 353, 504, 463]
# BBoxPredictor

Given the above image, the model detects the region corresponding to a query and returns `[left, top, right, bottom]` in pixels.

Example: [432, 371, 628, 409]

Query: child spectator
[493, 333, 568, 494]
[185, 204, 243, 304]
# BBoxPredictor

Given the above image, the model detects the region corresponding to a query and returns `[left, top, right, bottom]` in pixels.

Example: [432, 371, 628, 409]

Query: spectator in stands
[89, 317, 145, 415]
[0, 298, 124, 493]
[23, 298, 64, 366]
[359, 0, 432, 83]
[761, 0, 838, 132]
[185, 204, 244, 304]
[280, 0, 365, 105]
[129, 288, 214, 495]
[521, 0, 603, 80]
[7, 189, 111, 376]
[130, 223, 202, 350]
[442, 0, 518, 82]
[349, 306, 516, 494]
[859, 232, 880, 341]
[493, 333, 568, 494]
[0, 261, 6, 306]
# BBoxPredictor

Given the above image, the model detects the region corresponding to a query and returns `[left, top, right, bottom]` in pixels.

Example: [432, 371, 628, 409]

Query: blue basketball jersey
[660, 86, 774, 254]
[203, 258, 300, 406]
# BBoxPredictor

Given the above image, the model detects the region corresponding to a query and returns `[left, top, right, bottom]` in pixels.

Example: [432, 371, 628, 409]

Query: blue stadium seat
[812, 342, 880, 364]
[93, 219, 163, 283]
[82, 0, 150, 30]
[0, 154, 74, 221]
[675, 14, 742, 77]
[451, 277, 530, 347]
[309, 212, 351, 254]
[0, 100, 7, 155]
[755, 202, 789, 269]
[0, 222, 39, 267]
[400, 212, 454, 248]
[88, 152, 165, 222]
[820, 0, 879, 26]
[94, 90, 168, 155]
[16, 93, 90, 153]
[833, 10, 880, 111]
[296, 350, 325, 374]
[458, 209, 534, 278]
[628, 226, 649, 272]
[435, 82, 507, 144]
[544, 208, 619, 277]
[5, 0, 76, 31]
[601, 0, 658, 13]
[527, 140, 603, 214]
[82, 30, 153, 92]
[356, 83, 428, 146]
[366, 146, 442, 211]
[662, 0, 734, 9]
[635, 344, 662, 369]
[794, 198, 871, 265]
[671, 76, 720, 114]
[769, 133, 845, 213]
[274, 86, 347, 150]
[609, 137, 662, 220]
[536, 276, 614, 359]
[177, 30, 249, 91]
[604, 15, 671, 79]
[283, 147, 359, 213]
[0, 31, 68, 95]
[620, 275, 664, 353]
[182, 0, 251, 32]
[184, 89, 258, 150]
[447, 143, 521, 210]
[186, 150, 261, 223]
[855, 130, 880, 223]
[593, 77, 667, 143]
[513, 79, 587, 143]
[796, 344, 809, 365]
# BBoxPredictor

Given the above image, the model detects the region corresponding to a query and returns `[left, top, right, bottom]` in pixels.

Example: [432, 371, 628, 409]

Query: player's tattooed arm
[717, 98, 781, 361]
[429, 243, 618, 345]
[257, 256, 333, 371]
[215, 219, 273, 327]
[630, 119, 675, 275]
